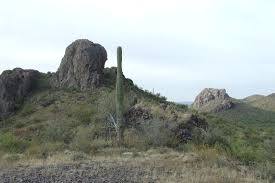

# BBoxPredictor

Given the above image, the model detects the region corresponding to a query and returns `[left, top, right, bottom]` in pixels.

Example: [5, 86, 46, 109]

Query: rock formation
[56, 39, 107, 90]
[0, 39, 108, 118]
[192, 88, 234, 112]
[0, 68, 40, 118]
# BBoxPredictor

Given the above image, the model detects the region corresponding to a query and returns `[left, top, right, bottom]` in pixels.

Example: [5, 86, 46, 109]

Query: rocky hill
[243, 94, 275, 112]
[0, 39, 274, 182]
[1, 39, 116, 119]
[192, 88, 234, 112]
[192, 88, 275, 127]
[0, 69, 40, 118]
[0, 39, 209, 152]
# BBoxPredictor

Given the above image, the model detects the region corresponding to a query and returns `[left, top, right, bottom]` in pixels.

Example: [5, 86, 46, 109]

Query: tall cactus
[116, 46, 124, 145]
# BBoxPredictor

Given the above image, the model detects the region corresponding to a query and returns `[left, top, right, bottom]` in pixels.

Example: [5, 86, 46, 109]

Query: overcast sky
[0, 0, 275, 102]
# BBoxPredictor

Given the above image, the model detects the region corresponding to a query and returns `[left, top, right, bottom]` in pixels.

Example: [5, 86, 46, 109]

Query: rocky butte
[56, 39, 107, 90]
[0, 39, 107, 119]
[192, 88, 234, 113]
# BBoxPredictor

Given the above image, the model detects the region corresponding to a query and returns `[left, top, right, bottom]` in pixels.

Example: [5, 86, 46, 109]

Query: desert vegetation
[0, 80, 274, 182]
[0, 40, 274, 182]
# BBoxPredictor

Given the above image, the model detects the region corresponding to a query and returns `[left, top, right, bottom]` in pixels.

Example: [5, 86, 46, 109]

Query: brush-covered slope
[216, 100, 275, 127]
[216, 94, 275, 127]
[193, 88, 275, 126]
[0, 39, 206, 158]
[244, 93, 275, 112]
[0, 40, 274, 182]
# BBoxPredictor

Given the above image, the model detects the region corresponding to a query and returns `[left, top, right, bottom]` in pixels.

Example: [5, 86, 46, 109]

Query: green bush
[190, 125, 231, 153]
[20, 103, 36, 117]
[43, 120, 72, 143]
[123, 128, 146, 150]
[230, 139, 265, 165]
[70, 127, 93, 153]
[70, 126, 111, 154]
[26, 142, 65, 159]
[141, 120, 180, 148]
[3, 153, 22, 162]
[0, 132, 30, 153]
[74, 107, 94, 125]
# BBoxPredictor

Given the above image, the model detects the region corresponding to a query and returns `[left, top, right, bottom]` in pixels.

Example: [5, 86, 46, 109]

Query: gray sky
[0, 0, 275, 102]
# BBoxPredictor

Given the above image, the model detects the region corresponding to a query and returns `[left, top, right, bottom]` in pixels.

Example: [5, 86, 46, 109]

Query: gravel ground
[0, 162, 155, 183]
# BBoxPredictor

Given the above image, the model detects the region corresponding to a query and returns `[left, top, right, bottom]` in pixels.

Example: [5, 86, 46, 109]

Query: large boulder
[192, 88, 234, 112]
[0, 68, 40, 118]
[57, 39, 107, 90]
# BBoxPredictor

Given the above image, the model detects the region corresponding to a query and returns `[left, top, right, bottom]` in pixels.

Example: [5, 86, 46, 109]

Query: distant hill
[244, 94, 275, 112]
[192, 89, 275, 127]
[242, 94, 265, 103]
[216, 100, 275, 127]
[178, 101, 193, 106]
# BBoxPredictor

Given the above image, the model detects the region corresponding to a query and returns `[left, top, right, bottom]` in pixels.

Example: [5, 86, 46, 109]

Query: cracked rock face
[57, 39, 107, 90]
[0, 68, 40, 118]
[192, 88, 234, 112]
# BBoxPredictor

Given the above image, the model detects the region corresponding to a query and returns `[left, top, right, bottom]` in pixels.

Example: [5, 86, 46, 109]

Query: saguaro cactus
[116, 46, 124, 145]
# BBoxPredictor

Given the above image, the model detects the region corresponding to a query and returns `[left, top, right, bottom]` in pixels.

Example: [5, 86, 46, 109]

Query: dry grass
[0, 148, 266, 183]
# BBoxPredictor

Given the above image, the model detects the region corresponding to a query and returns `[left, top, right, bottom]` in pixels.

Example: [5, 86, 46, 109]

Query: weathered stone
[57, 39, 107, 90]
[0, 68, 40, 118]
[192, 88, 234, 112]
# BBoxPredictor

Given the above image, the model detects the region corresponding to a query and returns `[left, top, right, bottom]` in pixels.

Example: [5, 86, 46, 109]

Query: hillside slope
[0, 40, 274, 182]
[216, 100, 275, 127]
[193, 88, 275, 127]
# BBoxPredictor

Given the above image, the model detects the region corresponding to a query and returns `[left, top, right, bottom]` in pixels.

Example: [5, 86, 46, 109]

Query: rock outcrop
[0, 68, 40, 118]
[0, 39, 109, 118]
[56, 39, 107, 90]
[192, 88, 233, 112]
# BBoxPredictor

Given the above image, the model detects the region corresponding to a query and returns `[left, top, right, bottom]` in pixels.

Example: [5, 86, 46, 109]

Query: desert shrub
[70, 126, 93, 153]
[266, 164, 275, 182]
[141, 120, 180, 148]
[256, 162, 275, 182]
[64, 101, 96, 125]
[0, 132, 30, 153]
[205, 128, 231, 152]
[2, 153, 22, 162]
[230, 139, 264, 165]
[26, 142, 65, 159]
[0, 118, 16, 129]
[48, 104, 60, 113]
[20, 103, 36, 116]
[14, 121, 25, 128]
[71, 152, 89, 161]
[197, 147, 219, 160]
[265, 136, 275, 162]
[89, 121, 110, 140]
[123, 128, 146, 150]
[190, 125, 231, 152]
[32, 73, 51, 90]
[190, 127, 208, 145]
[43, 120, 72, 143]
[176, 143, 194, 152]
[36, 92, 56, 107]
[70, 126, 110, 154]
